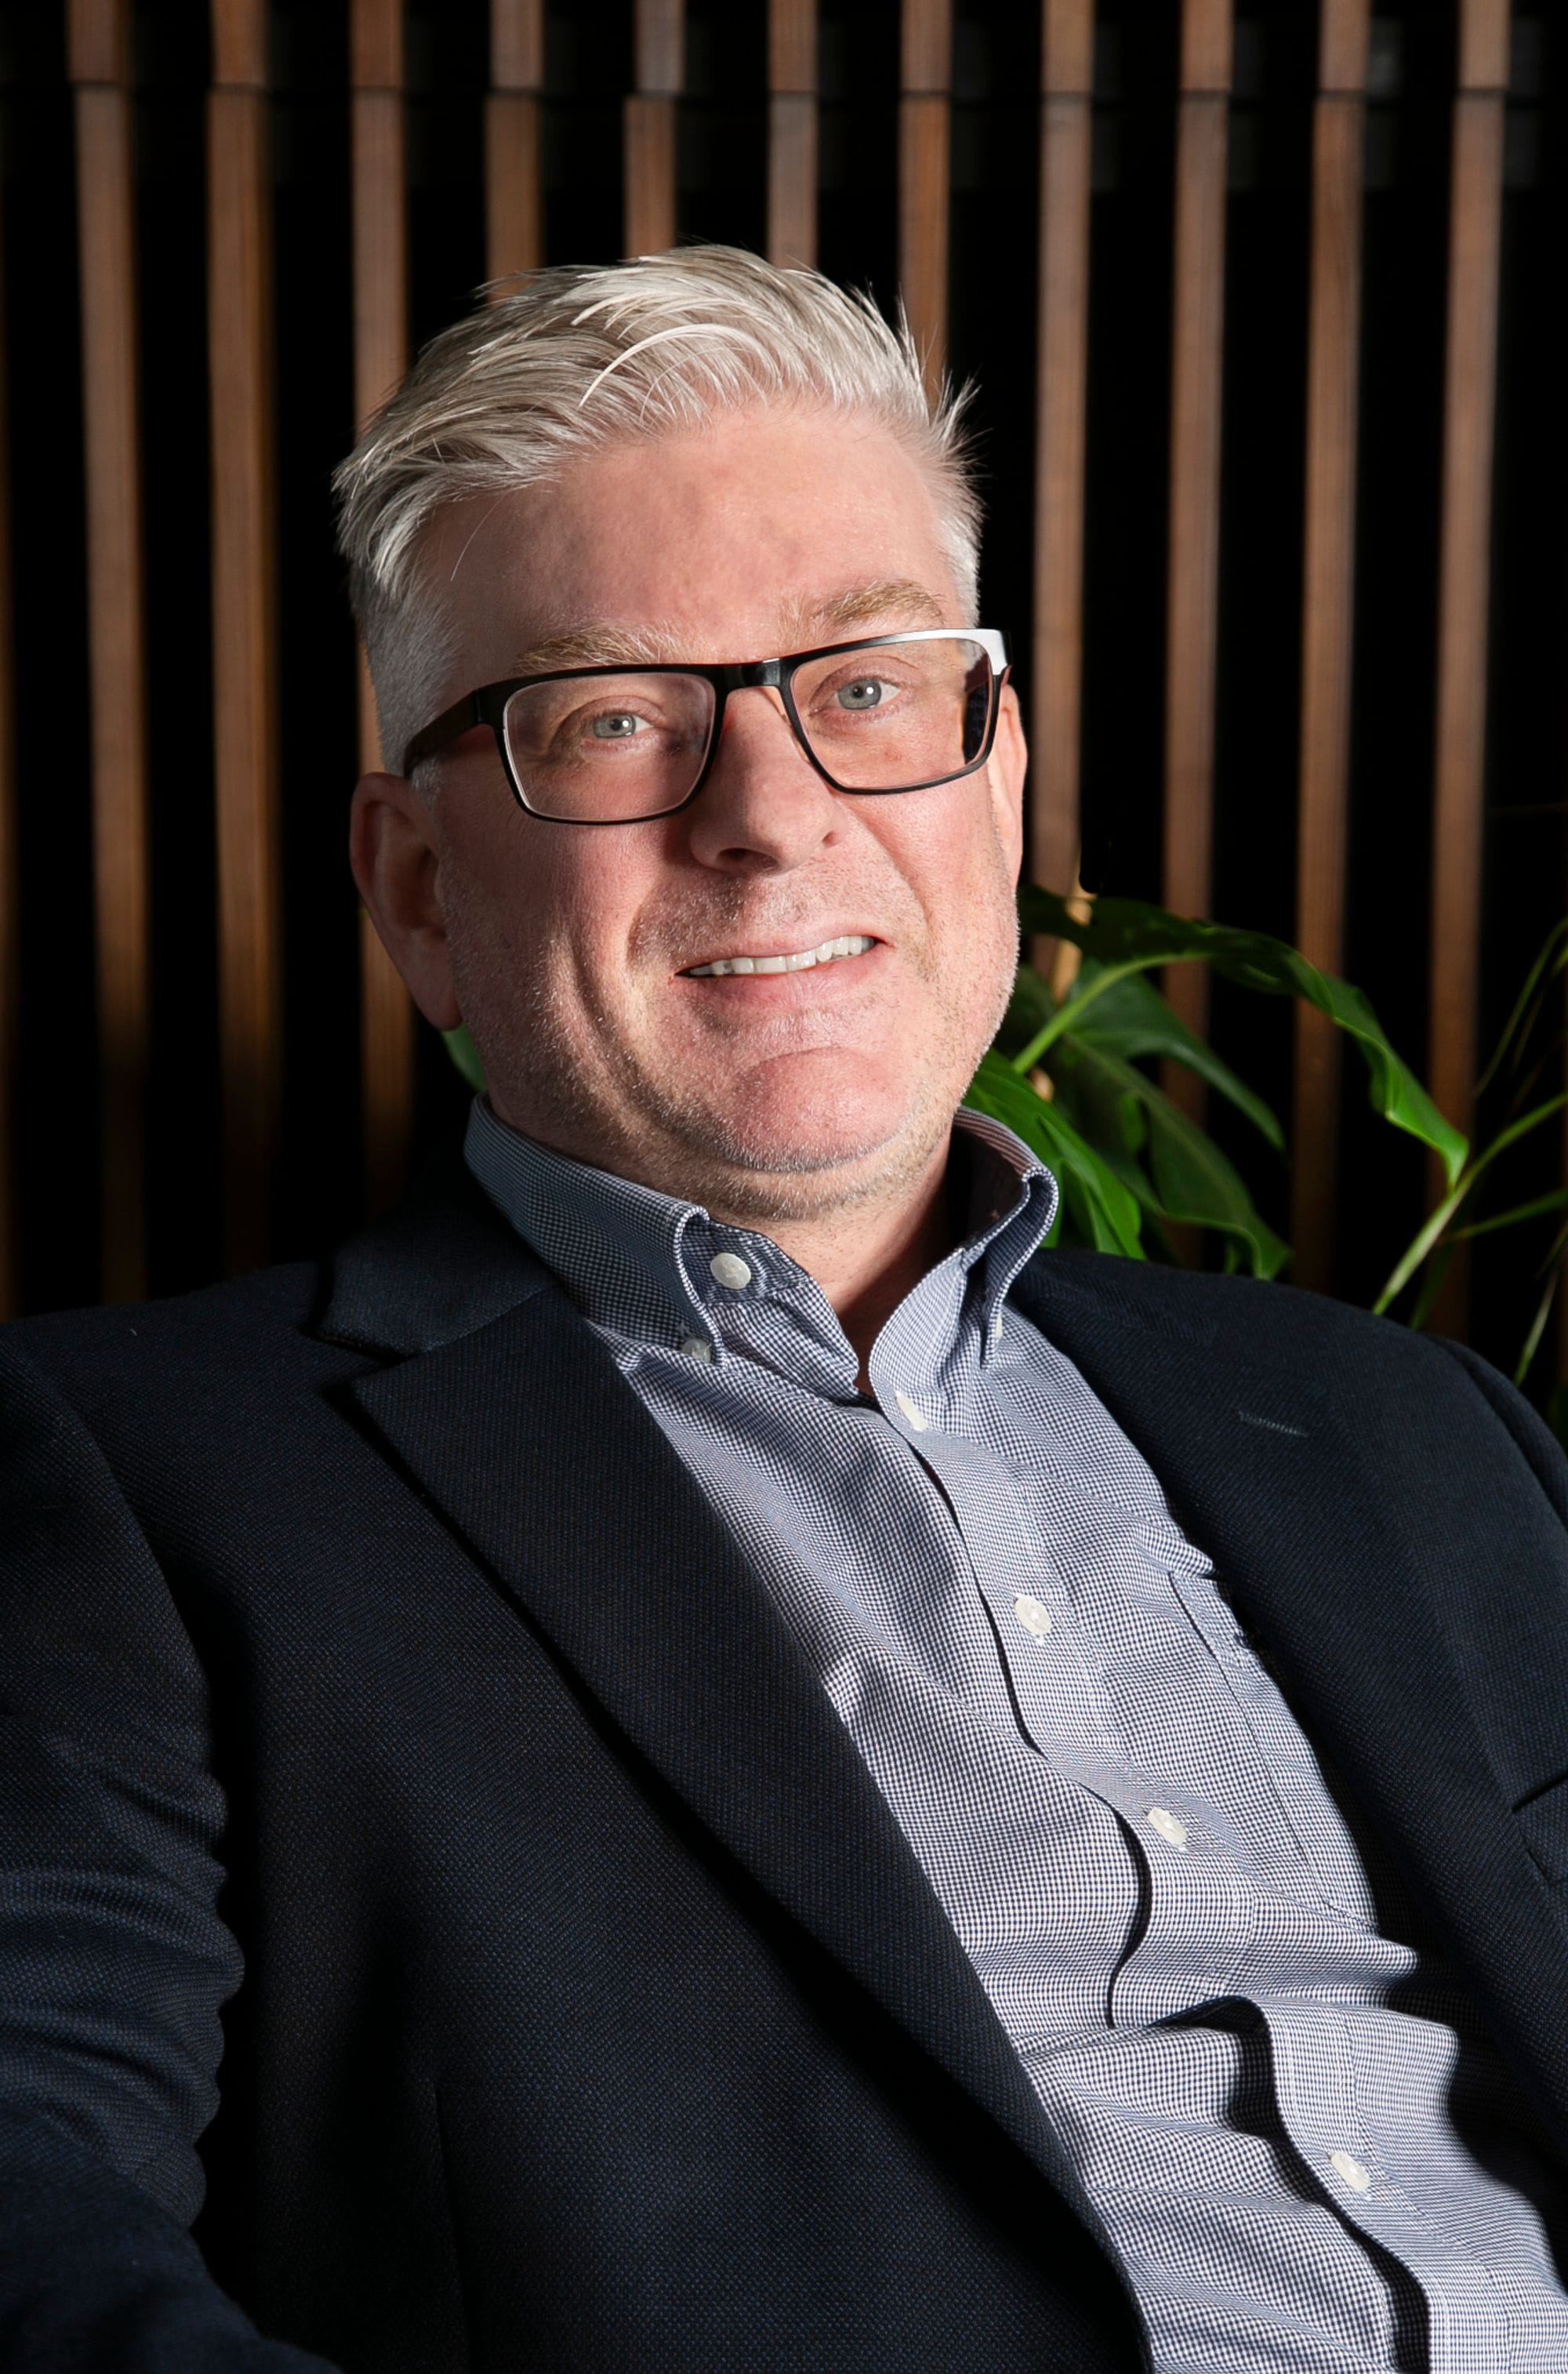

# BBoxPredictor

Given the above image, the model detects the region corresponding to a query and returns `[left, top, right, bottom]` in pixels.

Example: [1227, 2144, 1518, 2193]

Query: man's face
[369, 404, 1026, 1224]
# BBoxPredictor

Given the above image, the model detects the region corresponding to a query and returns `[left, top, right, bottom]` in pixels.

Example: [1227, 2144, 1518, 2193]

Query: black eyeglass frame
[401, 627, 1011, 824]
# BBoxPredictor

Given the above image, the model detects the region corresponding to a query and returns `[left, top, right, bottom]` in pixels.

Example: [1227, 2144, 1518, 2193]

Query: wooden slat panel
[770, 0, 815, 91]
[1030, 0, 1094, 927]
[1289, 0, 1369, 1292]
[208, 3, 280, 1275]
[0, 176, 16, 1318]
[626, 1, 683, 255]
[1428, 0, 1509, 1334]
[212, 0, 267, 89]
[352, 0, 416, 1218]
[488, 1, 545, 288]
[1160, 0, 1232, 1126]
[71, 1, 151, 1304]
[768, 0, 818, 267]
[899, 0, 952, 401]
[67, 0, 127, 81]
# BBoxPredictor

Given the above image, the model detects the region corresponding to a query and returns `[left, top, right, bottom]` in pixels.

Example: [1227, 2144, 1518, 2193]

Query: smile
[684, 935, 877, 978]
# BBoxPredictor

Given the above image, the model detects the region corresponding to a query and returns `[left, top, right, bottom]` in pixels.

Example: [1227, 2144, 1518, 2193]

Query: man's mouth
[682, 935, 877, 978]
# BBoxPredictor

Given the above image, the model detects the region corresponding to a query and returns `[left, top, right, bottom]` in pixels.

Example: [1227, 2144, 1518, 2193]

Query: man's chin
[654, 1084, 946, 1221]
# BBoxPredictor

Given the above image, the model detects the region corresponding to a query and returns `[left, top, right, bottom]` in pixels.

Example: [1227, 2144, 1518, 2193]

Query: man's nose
[681, 684, 842, 873]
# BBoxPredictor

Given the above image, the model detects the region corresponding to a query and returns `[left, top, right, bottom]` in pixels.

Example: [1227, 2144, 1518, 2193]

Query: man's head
[337, 247, 1026, 1232]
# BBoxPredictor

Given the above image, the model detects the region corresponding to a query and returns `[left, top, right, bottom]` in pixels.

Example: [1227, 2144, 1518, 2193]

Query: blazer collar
[318, 1150, 554, 1356]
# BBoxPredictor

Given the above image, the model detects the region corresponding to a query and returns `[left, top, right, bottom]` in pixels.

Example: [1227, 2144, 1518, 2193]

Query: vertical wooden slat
[768, 0, 818, 268]
[352, 0, 415, 1218]
[0, 175, 16, 1318]
[1427, 0, 1509, 1335]
[900, 0, 953, 400]
[1290, 0, 1369, 1292]
[208, 0, 280, 1274]
[70, 0, 150, 1304]
[1160, 2, 1231, 1127]
[1031, 0, 1094, 924]
[626, 1, 683, 255]
[488, 1, 545, 288]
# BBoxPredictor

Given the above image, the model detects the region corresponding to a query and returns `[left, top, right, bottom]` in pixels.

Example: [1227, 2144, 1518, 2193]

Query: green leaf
[1054, 960, 1283, 1149]
[1020, 886, 1467, 1189]
[995, 962, 1059, 1060]
[1374, 1089, 1568, 1316]
[1052, 1038, 1290, 1279]
[963, 1051, 1145, 1259]
[444, 1025, 487, 1091]
[1514, 1264, 1562, 1389]
[1446, 1187, 1568, 1245]
[1475, 917, 1568, 1098]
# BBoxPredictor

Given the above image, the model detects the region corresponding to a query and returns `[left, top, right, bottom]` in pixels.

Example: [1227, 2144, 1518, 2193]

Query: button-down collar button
[1329, 2151, 1372, 2194]
[1146, 1806, 1189, 1849]
[678, 1335, 713, 1362]
[708, 1251, 753, 1290]
[893, 1391, 928, 1432]
[1013, 1593, 1053, 1639]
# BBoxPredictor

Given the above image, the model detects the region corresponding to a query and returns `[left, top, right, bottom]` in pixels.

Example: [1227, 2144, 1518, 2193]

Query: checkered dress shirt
[466, 1096, 1568, 2372]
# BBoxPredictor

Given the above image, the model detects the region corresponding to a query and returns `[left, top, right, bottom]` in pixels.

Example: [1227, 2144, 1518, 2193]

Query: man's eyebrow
[506, 623, 679, 676]
[506, 582, 949, 678]
[782, 579, 949, 641]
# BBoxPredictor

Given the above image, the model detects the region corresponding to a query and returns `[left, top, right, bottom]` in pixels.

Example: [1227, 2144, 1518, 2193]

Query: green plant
[1370, 917, 1568, 1391]
[967, 885, 1464, 1276]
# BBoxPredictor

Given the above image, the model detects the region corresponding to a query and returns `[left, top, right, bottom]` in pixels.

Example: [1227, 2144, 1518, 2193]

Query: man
[3, 248, 1568, 2374]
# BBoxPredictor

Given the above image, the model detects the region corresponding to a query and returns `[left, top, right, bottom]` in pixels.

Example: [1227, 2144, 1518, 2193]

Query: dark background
[1, 2, 1564, 1392]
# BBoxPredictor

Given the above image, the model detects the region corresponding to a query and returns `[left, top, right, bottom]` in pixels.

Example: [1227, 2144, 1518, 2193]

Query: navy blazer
[3, 1155, 1568, 2372]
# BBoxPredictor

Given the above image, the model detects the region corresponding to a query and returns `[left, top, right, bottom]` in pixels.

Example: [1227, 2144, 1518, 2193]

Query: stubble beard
[450, 873, 1020, 1228]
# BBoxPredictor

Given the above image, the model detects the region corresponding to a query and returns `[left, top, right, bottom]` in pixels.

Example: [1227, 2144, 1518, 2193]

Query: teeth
[688, 935, 873, 978]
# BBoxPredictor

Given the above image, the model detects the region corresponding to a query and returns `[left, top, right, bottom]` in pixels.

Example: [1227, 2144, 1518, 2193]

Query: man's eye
[588, 710, 648, 740]
[835, 677, 891, 712]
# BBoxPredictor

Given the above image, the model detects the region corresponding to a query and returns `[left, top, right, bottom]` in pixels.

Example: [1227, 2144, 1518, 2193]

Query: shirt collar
[463, 1096, 1058, 1372]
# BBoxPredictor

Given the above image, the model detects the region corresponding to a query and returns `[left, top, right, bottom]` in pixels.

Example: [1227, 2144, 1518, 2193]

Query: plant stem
[1374, 1089, 1568, 1316]
[1007, 955, 1189, 1075]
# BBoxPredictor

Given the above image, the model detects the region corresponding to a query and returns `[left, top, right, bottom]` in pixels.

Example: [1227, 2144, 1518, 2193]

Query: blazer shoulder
[1018, 1243, 1479, 1381]
[0, 1258, 340, 1428]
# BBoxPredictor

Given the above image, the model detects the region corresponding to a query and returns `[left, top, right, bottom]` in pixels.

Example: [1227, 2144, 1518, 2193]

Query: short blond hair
[332, 245, 981, 774]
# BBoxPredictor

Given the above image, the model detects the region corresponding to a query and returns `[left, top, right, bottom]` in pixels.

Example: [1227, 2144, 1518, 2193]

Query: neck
[486, 1091, 964, 1392]
[708, 1140, 959, 1392]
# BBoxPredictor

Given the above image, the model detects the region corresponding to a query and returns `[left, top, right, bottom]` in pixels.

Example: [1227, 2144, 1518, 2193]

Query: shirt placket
[1265, 2005, 1516, 2372]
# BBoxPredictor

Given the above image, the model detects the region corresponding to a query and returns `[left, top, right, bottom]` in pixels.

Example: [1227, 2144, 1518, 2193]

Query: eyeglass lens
[499, 636, 996, 822]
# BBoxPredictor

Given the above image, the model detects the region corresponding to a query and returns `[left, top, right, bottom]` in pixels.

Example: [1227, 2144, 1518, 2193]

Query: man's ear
[349, 772, 463, 1032]
[990, 681, 1028, 884]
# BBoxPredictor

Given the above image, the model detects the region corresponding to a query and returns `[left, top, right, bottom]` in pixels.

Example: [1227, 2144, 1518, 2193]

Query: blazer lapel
[1014, 1252, 1568, 2136]
[323, 1183, 1065, 2185]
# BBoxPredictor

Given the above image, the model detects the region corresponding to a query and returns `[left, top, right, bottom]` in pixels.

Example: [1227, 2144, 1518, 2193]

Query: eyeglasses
[403, 628, 1011, 825]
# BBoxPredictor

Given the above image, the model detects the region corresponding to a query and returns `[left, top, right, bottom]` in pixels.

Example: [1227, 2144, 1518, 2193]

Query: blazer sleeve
[0, 1338, 336, 2372]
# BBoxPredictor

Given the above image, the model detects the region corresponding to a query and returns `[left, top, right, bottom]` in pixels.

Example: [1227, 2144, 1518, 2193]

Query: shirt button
[1329, 2151, 1372, 2194]
[893, 1392, 928, 1432]
[1146, 1807, 1189, 1849]
[678, 1335, 713, 1363]
[1013, 1593, 1053, 1639]
[708, 1251, 753, 1290]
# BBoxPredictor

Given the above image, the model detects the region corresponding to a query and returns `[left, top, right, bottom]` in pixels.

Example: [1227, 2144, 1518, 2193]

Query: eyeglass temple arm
[401, 691, 485, 779]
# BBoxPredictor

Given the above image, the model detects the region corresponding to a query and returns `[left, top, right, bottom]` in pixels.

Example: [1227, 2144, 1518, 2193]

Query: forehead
[424, 405, 962, 684]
